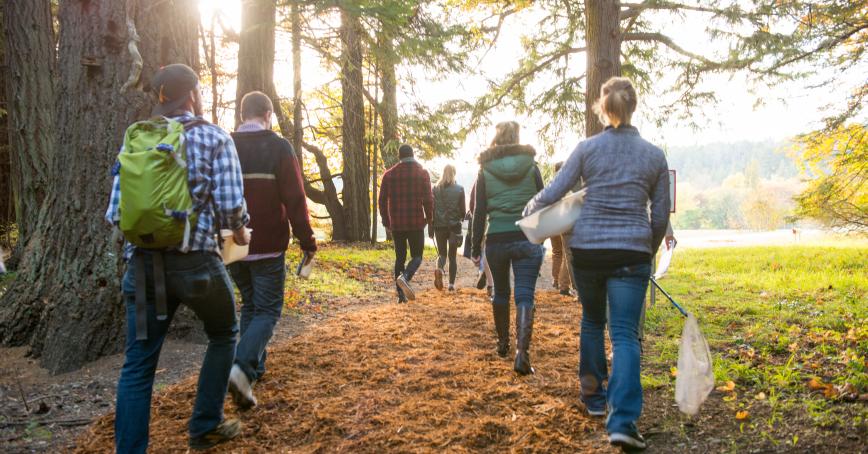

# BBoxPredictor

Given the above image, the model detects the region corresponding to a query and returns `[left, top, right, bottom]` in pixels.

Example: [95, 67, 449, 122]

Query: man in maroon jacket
[227, 91, 317, 409]
[378, 144, 434, 303]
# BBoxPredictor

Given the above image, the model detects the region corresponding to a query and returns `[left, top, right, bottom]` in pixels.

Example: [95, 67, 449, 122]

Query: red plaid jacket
[378, 159, 433, 232]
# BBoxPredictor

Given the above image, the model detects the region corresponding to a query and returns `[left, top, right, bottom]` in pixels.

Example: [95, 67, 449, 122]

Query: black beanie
[398, 144, 414, 159]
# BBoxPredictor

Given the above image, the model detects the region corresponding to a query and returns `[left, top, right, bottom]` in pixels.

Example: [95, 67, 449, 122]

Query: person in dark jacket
[228, 91, 317, 409]
[432, 163, 465, 291]
[525, 77, 670, 451]
[379, 144, 434, 303]
[471, 121, 544, 375]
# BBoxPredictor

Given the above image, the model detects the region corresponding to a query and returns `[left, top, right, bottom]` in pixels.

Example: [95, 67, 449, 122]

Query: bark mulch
[75, 288, 618, 453]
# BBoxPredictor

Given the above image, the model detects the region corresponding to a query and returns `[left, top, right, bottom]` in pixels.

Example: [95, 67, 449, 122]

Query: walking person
[549, 162, 576, 296]
[471, 121, 545, 375]
[432, 164, 465, 291]
[525, 77, 670, 450]
[227, 91, 317, 409]
[378, 144, 434, 303]
[467, 180, 493, 298]
[106, 64, 248, 452]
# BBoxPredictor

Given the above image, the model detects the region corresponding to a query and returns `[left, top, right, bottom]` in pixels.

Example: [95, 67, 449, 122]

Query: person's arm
[212, 135, 250, 244]
[533, 166, 544, 191]
[650, 158, 672, 254]
[277, 142, 317, 252]
[471, 171, 487, 258]
[421, 168, 434, 237]
[378, 172, 391, 230]
[458, 187, 466, 225]
[467, 181, 476, 217]
[523, 142, 583, 216]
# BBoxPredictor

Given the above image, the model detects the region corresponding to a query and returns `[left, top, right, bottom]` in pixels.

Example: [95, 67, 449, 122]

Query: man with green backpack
[105, 64, 249, 453]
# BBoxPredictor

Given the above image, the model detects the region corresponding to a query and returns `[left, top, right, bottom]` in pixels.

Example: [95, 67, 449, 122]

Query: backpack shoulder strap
[182, 118, 211, 131]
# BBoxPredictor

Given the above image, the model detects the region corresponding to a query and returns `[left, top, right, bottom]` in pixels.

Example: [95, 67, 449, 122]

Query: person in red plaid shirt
[378, 144, 434, 303]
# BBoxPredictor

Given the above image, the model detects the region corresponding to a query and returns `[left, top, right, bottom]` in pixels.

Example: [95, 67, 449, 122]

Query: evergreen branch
[620, 1, 739, 20]
[765, 23, 868, 73]
[477, 45, 587, 116]
[622, 32, 722, 67]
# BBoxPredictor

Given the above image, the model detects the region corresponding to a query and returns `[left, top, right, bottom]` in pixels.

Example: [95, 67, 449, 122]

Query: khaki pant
[550, 235, 573, 292]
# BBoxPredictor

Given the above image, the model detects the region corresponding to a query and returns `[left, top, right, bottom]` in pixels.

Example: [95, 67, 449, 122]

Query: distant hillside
[666, 141, 798, 186]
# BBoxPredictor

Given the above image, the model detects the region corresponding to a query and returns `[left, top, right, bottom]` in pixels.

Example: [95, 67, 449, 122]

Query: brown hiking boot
[189, 419, 242, 450]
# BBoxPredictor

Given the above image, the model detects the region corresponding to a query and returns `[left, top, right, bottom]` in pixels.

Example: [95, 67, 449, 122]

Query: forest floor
[2, 241, 867, 452]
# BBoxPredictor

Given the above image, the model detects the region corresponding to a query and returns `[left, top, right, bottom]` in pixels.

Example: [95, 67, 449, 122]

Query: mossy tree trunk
[0, 0, 199, 374]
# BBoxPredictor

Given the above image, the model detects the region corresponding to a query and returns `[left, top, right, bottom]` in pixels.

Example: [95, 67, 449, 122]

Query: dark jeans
[434, 226, 460, 285]
[485, 240, 544, 308]
[116, 251, 238, 454]
[228, 253, 286, 382]
[392, 229, 425, 298]
[570, 259, 650, 435]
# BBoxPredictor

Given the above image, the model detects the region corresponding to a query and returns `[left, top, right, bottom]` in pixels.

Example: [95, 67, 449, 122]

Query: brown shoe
[189, 419, 241, 450]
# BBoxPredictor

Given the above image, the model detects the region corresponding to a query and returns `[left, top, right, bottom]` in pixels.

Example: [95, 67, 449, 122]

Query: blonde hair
[490, 121, 521, 147]
[437, 163, 457, 188]
[593, 77, 637, 127]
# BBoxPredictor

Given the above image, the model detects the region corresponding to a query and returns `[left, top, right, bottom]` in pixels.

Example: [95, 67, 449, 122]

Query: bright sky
[198, 0, 858, 185]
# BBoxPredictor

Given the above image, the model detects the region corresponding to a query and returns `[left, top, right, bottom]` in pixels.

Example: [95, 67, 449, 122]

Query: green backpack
[118, 117, 203, 251]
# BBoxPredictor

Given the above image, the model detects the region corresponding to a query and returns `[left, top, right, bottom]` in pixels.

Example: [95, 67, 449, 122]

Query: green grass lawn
[642, 242, 867, 442]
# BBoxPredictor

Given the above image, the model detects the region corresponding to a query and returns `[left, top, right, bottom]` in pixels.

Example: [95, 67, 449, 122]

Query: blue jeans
[485, 240, 544, 308]
[570, 261, 650, 435]
[228, 254, 286, 382]
[115, 251, 238, 454]
[392, 230, 425, 298]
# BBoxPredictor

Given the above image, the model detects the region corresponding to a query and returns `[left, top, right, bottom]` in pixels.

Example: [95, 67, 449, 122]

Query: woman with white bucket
[524, 77, 670, 451]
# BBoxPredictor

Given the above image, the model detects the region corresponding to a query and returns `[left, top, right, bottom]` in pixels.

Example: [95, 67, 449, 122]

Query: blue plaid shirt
[106, 112, 249, 258]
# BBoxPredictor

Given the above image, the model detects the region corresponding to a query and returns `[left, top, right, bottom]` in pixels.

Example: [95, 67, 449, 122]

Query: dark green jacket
[471, 144, 543, 256]
[433, 183, 465, 228]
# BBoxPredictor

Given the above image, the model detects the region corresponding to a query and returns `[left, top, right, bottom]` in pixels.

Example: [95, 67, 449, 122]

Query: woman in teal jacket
[470, 121, 544, 375]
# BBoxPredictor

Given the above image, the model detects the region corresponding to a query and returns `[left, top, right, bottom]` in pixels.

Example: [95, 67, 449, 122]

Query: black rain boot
[514, 305, 535, 375]
[492, 303, 510, 358]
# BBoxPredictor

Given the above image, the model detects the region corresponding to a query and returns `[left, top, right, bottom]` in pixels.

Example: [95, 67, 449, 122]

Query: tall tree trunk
[235, 0, 275, 127]
[3, 0, 54, 258]
[0, 10, 12, 249]
[379, 34, 400, 168]
[0, 0, 200, 374]
[584, 0, 622, 137]
[340, 10, 370, 242]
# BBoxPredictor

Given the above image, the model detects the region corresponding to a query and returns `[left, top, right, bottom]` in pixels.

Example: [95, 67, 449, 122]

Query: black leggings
[434, 226, 459, 285]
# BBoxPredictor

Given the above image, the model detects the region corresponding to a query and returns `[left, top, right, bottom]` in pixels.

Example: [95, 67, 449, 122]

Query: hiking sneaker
[609, 430, 647, 450]
[189, 418, 242, 450]
[448, 284, 455, 292]
[434, 268, 444, 290]
[587, 407, 606, 417]
[228, 365, 257, 410]
[396, 275, 416, 300]
[475, 271, 487, 289]
[560, 289, 572, 296]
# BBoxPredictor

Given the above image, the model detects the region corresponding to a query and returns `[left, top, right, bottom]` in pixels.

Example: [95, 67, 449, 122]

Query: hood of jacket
[479, 144, 536, 183]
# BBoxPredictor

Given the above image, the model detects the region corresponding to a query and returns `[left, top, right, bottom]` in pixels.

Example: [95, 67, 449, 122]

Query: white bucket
[516, 189, 586, 244]
[220, 229, 250, 265]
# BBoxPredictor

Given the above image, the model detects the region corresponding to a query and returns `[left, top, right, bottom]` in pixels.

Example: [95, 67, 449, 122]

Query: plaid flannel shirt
[105, 112, 249, 258]
[378, 158, 433, 232]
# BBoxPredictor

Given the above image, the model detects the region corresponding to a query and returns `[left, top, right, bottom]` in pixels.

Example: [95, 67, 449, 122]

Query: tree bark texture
[0, 0, 200, 374]
[379, 35, 400, 168]
[3, 0, 54, 256]
[0, 11, 12, 246]
[340, 10, 370, 241]
[235, 0, 276, 128]
[584, 0, 622, 137]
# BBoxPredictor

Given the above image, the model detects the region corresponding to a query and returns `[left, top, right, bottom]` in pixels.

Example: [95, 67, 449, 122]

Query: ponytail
[593, 77, 638, 127]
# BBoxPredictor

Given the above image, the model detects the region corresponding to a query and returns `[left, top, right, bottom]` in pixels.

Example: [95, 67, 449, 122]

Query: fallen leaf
[823, 386, 839, 399]
[716, 381, 736, 392]
[755, 392, 767, 400]
[807, 377, 828, 390]
[858, 393, 868, 401]
[735, 410, 750, 420]
[787, 342, 799, 352]
[670, 366, 678, 377]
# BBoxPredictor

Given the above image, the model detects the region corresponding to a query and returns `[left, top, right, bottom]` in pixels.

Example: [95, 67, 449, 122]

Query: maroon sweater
[231, 129, 316, 254]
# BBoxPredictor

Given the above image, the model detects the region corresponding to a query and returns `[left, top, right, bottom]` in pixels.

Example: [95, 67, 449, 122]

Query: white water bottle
[296, 251, 314, 279]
